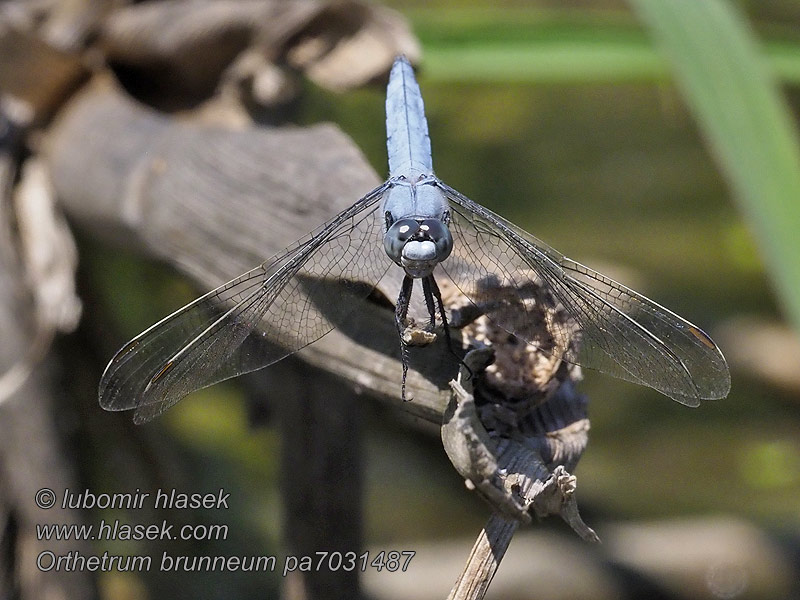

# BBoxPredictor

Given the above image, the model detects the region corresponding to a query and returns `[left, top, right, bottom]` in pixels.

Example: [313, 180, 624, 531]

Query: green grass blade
[627, 0, 800, 331]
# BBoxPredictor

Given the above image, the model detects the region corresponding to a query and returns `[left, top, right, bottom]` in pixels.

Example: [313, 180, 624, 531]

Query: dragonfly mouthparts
[403, 239, 437, 261]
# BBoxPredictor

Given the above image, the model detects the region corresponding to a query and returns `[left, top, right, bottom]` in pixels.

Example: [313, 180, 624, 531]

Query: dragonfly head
[384, 217, 453, 277]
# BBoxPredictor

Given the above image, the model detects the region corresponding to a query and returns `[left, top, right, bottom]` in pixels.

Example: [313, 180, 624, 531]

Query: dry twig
[440, 274, 599, 600]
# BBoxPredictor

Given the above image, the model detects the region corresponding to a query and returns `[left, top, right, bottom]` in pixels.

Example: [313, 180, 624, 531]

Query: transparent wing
[99, 183, 392, 423]
[437, 180, 730, 405]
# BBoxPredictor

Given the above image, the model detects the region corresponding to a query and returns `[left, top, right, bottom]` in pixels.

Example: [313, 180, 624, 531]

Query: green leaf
[626, 0, 800, 331]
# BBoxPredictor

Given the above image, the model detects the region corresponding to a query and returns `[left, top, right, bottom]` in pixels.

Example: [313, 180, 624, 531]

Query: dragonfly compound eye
[419, 219, 453, 262]
[384, 218, 420, 263]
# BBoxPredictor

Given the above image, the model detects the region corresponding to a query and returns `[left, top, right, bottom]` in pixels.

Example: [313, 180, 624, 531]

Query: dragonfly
[99, 56, 730, 423]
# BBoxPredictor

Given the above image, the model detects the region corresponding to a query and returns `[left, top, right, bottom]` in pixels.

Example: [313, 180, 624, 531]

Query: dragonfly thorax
[383, 217, 453, 278]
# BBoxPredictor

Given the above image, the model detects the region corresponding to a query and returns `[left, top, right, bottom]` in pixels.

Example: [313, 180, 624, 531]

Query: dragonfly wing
[99, 183, 392, 423]
[437, 181, 730, 405]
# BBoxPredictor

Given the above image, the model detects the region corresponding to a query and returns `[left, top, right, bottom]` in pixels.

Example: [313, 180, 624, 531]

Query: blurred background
[1, 0, 799, 599]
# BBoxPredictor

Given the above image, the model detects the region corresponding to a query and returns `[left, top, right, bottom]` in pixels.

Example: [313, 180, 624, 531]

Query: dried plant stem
[447, 513, 519, 600]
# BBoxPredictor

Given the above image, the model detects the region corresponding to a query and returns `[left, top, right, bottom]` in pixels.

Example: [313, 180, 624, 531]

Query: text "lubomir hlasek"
[60, 488, 230, 510]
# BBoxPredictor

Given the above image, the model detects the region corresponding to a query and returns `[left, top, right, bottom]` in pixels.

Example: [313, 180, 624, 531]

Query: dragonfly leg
[427, 274, 472, 381]
[421, 276, 437, 330]
[396, 275, 414, 401]
[425, 275, 449, 346]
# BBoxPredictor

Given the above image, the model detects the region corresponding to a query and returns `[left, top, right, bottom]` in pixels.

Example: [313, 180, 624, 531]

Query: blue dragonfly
[99, 56, 730, 423]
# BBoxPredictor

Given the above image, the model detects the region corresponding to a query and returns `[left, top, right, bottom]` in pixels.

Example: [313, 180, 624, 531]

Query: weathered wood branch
[440, 278, 597, 599]
[0, 91, 96, 600]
